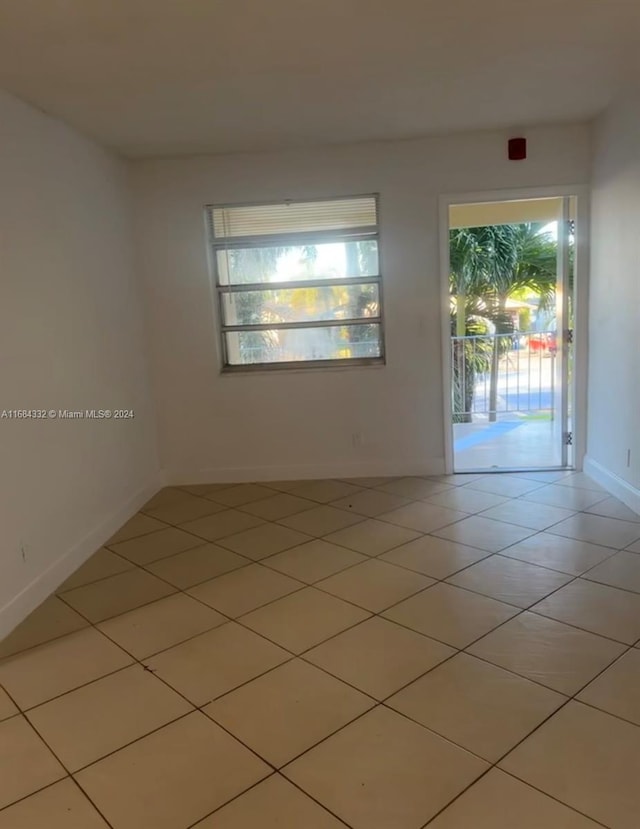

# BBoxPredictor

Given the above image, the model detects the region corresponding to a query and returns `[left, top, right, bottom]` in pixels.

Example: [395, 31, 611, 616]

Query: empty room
[1, 2, 639, 827]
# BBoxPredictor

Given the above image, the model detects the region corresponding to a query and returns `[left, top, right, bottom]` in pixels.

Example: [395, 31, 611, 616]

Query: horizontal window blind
[210, 197, 378, 241]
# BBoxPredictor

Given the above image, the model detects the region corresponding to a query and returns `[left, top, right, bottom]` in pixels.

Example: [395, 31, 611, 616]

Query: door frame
[438, 184, 590, 474]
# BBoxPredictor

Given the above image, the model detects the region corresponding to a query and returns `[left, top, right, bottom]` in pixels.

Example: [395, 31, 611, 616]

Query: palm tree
[480, 224, 556, 421]
[449, 228, 495, 422]
[450, 223, 557, 422]
[450, 314, 493, 423]
[227, 244, 321, 361]
[450, 227, 491, 337]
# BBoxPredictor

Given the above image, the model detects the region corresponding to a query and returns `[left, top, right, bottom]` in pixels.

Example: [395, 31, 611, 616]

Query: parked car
[528, 332, 557, 355]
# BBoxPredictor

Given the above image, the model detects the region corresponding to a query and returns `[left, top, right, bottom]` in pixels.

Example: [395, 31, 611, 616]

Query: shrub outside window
[206, 195, 385, 370]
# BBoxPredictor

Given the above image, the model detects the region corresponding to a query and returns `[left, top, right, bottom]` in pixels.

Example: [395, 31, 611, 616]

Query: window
[207, 195, 384, 370]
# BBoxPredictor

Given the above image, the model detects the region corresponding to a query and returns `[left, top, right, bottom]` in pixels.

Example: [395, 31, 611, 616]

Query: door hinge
[565, 329, 574, 345]
[564, 431, 573, 446]
[568, 219, 576, 235]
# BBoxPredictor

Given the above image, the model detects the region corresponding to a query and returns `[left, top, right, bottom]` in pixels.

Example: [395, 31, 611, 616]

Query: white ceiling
[0, 0, 638, 158]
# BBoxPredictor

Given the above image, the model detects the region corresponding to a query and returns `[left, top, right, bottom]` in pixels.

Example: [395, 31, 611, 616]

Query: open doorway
[445, 196, 577, 472]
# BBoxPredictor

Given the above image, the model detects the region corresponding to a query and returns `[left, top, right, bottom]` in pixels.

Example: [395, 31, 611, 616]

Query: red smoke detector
[508, 137, 527, 161]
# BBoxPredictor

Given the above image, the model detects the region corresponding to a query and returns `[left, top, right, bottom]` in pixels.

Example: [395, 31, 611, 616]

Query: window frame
[205, 194, 386, 372]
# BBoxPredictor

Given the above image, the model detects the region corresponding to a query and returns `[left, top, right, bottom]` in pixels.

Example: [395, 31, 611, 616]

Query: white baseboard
[0, 474, 164, 641]
[583, 456, 640, 516]
[165, 458, 446, 486]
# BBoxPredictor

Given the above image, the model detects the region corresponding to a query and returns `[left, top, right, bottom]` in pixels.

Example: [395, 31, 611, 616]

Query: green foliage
[226, 246, 287, 361]
[449, 223, 557, 419]
[450, 223, 556, 326]
[345, 241, 380, 355]
[518, 308, 531, 331]
[451, 316, 492, 423]
[226, 240, 380, 363]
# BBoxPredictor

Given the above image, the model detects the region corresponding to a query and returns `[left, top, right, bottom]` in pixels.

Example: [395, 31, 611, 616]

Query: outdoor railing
[451, 330, 557, 420]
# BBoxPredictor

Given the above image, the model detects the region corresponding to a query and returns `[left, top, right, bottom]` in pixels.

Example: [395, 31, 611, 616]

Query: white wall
[0, 91, 160, 636]
[585, 90, 640, 509]
[132, 124, 590, 484]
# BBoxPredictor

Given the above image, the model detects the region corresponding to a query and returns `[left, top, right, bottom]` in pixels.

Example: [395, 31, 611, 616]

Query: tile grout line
[6, 495, 636, 673]
[183, 768, 356, 829]
[0, 776, 114, 826]
[15, 533, 564, 819]
[210, 577, 623, 829]
[0, 689, 119, 828]
[97, 477, 637, 596]
[20, 592, 303, 799]
[1, 474, 638, 826]
[8, 564, 636, 820]
[52, 547, 402, 733]
[421, 629, 639, 828]
[416, 590, 640, 826]
[6, 494, 633, 710]
[167, 532, 640, 783]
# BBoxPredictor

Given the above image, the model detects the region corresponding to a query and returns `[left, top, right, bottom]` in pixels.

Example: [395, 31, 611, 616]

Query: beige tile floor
[1, 472, 639, 828]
